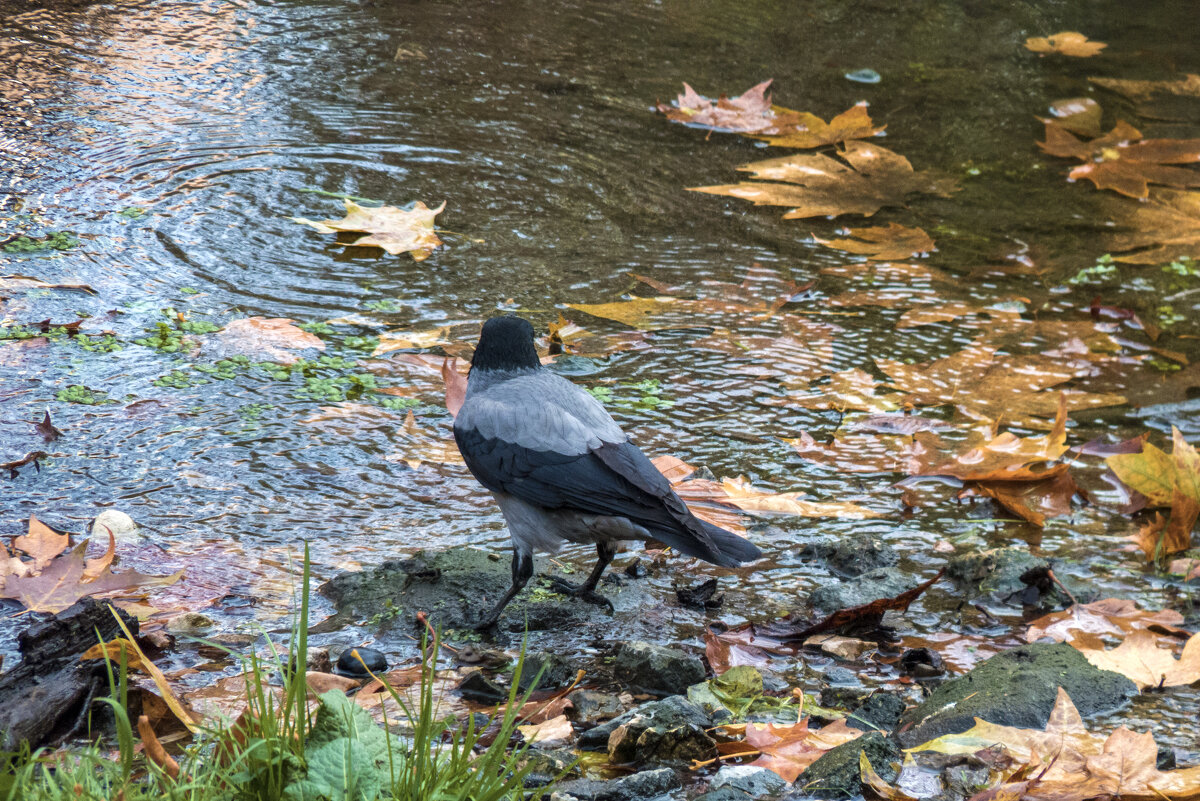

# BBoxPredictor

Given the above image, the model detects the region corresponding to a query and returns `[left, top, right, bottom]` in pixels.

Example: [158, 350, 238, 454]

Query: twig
[1046, 569, 1077, 605]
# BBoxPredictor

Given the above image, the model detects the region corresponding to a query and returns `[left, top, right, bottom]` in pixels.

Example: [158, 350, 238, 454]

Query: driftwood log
[0, 598, 138, 749]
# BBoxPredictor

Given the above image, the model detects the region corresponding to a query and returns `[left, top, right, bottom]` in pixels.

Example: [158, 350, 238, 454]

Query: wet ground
[2, 0, 1199, 761]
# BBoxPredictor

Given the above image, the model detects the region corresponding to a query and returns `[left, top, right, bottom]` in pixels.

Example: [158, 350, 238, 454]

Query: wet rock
[895, 642, 1136, 748]
[166, 611, 215, 635]
[942, 763, 993, 801]
[711, 765, 788, 797]
[457, 670, 508, 704]
[808, 568, 915, 615]
[899, 647, 945, 678]
[578, 696, 711, 751]
[89, 509, 140, 543]
[799, 533, 898, 577]
[613, 641, 705, 696]
[335, 646, 386, 678]
[518, 651, 575, 692]
[577, 695, 714, 765]
[567, 689, 625, 725]
[522, 749, 578, 788]
[791, 732, 900, 798]
[848, 692, 906, 732]
[819, 666, 871, 708]
[556, 767, 681, 801]
[0, 599, 139, 749]
[946, 548, 1086, 606]
[320, 547, 654, 634]
[694, 789, 755, 801]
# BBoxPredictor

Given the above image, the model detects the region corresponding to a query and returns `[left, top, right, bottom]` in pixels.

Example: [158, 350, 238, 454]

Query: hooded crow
[454, 315, 761, 629]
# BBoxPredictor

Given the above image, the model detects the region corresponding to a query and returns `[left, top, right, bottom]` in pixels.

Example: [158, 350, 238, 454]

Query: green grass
[0, 547, 560, 800]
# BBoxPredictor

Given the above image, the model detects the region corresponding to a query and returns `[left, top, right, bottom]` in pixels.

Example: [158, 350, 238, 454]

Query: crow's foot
[549, 578, 615, 613]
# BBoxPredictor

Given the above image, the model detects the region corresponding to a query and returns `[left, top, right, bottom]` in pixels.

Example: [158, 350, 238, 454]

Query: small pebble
[845, 68, 881, 84]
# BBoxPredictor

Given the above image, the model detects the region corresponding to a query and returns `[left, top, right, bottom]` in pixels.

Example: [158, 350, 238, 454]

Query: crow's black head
[471, 315, 540, 371]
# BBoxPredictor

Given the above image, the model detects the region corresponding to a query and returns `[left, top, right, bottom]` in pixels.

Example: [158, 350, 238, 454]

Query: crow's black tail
[697, 519, 761, 565]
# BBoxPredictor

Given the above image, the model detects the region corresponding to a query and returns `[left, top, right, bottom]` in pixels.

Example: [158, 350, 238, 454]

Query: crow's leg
[474, 549, 534, 630]
[550, 540, 617, 613]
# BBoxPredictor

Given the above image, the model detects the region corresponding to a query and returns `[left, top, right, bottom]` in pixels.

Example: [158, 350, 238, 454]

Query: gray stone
[694, 789, 753, 801]
[567, 690, 625, 725]
[518, 652, 575, 691]
[848, 693, 905, 732]
[799, 532, 898, 577]
[166, 611, 215, 635]
[319, 547, 654, 634]
[613, 641, 705, 696]
[808, 568, 915, 614]
[711, 765, 788, 797]
[607, 706, 717, 766]
[946, 548, 1087, 605]
[556, 767, 681, 801]
[896, 642, 1137, 748]
[790, 732, 900, 798]
[578, 695, 711, 752]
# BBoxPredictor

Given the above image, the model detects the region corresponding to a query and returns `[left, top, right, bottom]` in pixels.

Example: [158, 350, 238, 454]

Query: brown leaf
[746, 718, 863, 782]
[719, 476, 881, 519]
[766, 369, 902, 414]
[973, 471, 1078, 527]
[703, 626, 771, 674]
[1025, 32, 1107, 57]
[1069, 628, 1200, 690]
[215, 318, 325, 365]
[14, 515, 69, 570]
[1039, 120, 1200, 198]
[305, 671, 362, 694]
[1106, 187, 1200, 264]
[691, 140, 959, 220]
[752, 102, 887, 149]
[1090, 73, 1200, 121]
[787, 430, 915, 474]
[386, 410, 464, 470]
[896, 301, 1022, 330]
[565, 296, 678, 329]
[1026, 599, 1189, 645]
[138, 715, 180, 780]
[813, 223, 934, 261]
[292, 199, 445, 260]
[517, 714, 574, 745]
[83, 526, 116, 581]
[443, 356, 467, 417]
[34, 411, 61, 443]
[657, 80, 779, 134]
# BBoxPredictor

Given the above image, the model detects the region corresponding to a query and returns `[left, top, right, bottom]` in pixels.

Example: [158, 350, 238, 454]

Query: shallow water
[2, 0, 1200, 760]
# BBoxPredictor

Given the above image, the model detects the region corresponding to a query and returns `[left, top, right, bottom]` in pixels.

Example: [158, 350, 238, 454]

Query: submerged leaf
[813, 223, 934, 261]
[1025, 32, 1107, 57]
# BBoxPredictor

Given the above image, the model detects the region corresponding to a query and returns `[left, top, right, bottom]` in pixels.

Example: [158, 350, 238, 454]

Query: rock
[613, 641, 705, 696]
[457, 670, 508, 704]
[946, 548, 1086, 606]
[567, 689, 625, 725]
[556, 767, 681, 801]
[808, 568, 915, 615]
[90, 509, 139, 543]
[791, 732, 900, 798]
[799, 532, 898, 577]
[848, 693, 906, 732]
[694, 789, 754, 801]
[805, 634, 876, 661]
[320, 547, 654, 633]
[578, 695, 711, 752]
[334, 646, 386, 678]
[306, 646, 332, 674]
[166, 611, 215, 635]
[711, 765, 788, 797]
[895, 642, 1137, 748]
[819, 666, 871, 709]
[518, 652, 574, 692]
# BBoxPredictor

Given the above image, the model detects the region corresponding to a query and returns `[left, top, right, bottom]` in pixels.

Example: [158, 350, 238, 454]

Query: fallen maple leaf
[517, 714, 574, 746]
[442, 357, 467, 418]
[896, 302, 1023, 330]
[1090, 73, 1200, 121]
[1026, 599, 1190, 645]
[215, 318, 325, 365]
[766, 368, 902, 414]
[1039, 119, 1200, 198]
[372, 327, 454, 356]
[787, 430, 915, 474]
[691, 140, 958, 220]
[813, 223, 934, 261]
[972, 470, 1079, 526]
[719, 476, 881, 519]
[704, 627, 772, 675]
[752, 102, 886, 149]
[1045, 97, 1103, 137]
[14, 514, 68, 571]
[292, 199, 445, 260]
[565, 296, 678, 329]
[1107, 428, 1200, 557]
[1025, 32, 1107, 57]
[386, 410, 464, 469]
[1104, 187, 1200, 264]
[1069, 628, 1200, 691]
[743, 718, 863, 782]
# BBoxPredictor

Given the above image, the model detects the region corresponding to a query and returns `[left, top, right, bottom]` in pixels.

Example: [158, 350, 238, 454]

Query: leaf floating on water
[751, 102, 886, 149]
[692, 141, 959, 220]
[1025, 598, 1190, 645]
[215, 317, 325, 365]
[1105, 188, 1200, 264]
[1024, 31, 1107, 57]
[1039, 119, 1200, 198]
[1069, 629, 1200, 691]
[1107, 427, 1200, 559]
[1090, 73, 1200, 120]
[292, 199, 445, 260]
[1045, 97, 1103, 137]
[813, 223, 934, 261]
[718, 476, 881, 519]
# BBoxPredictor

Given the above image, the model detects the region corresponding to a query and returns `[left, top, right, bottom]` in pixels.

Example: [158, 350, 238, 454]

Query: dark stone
[613, 641, 705, 696]
[567, 689, 625, 725]
[946, 548, 1087, 606]
[578, 695, 710, 752]
[899, 647, 945, 678]
[334, 646, 386, 677]
[711, 765, 788, 797]
[694, 789, 753, 801]
[799, 533, 899, 577]
[577, 695, 714, 767]
[808, 568, 915, 615]
[791, 732, 900, 798]
[556, 767, 681, 801]
[320, 547, 654, 634]
[457, 670, 508, 704]
[518, 652, 574, 692]
[896, 642, 1137, 748]
[848, 693, 906, 732]
[0, 599, 139, 750]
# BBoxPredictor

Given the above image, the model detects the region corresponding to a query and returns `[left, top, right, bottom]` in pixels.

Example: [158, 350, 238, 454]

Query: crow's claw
[549, 578, 614, 613]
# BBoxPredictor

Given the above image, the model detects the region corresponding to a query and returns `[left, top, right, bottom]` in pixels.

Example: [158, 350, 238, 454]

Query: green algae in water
[2, 231, 80, 253]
